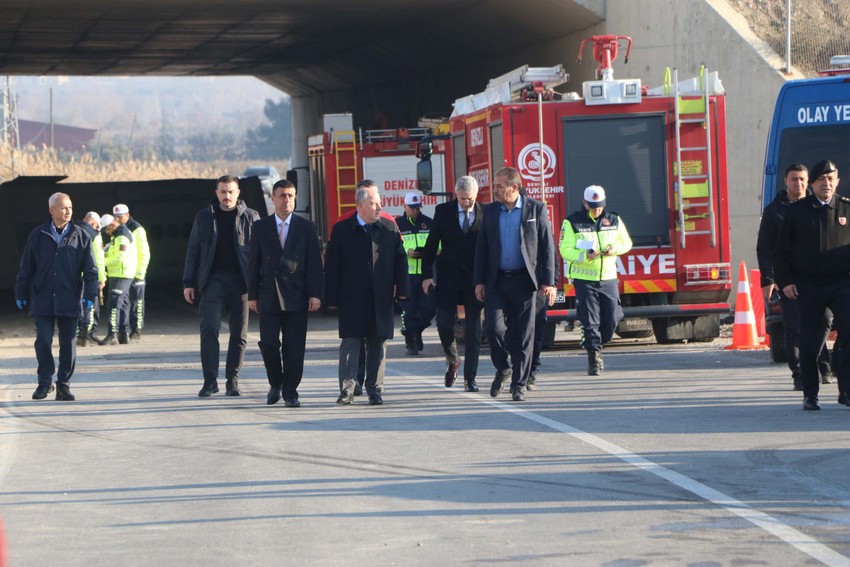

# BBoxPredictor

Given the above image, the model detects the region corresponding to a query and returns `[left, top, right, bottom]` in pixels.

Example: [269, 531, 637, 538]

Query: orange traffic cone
[725, 261, 769, 350]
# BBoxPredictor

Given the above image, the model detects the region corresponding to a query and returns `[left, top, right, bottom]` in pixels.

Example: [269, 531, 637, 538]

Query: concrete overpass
[1, 0, 794, 276]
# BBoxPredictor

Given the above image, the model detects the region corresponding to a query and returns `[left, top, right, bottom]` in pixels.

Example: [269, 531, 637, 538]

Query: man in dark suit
[248, 179, 323, 407]
[325, 180, 409, 406]
[474, 167, 556, 401]
[421, 175, 485, 392]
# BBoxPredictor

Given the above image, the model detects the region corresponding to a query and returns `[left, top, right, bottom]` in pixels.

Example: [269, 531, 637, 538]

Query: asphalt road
[1, 302, 850, 566]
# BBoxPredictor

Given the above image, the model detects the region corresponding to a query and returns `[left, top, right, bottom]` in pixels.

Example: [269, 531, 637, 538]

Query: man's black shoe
[98, 334, 117, 346]
[445, 358, 461, 388]
[527, 372, 538, 391]
[415, 332, 424, 352]
[129, 330, 141, 342]
[838, 391, 850, 406]
[225, 378, 241, 396]
[118, 333, 129, 345]
[336, 391, 354, 405]
[76, 336, 87, 347]
[354, 383, 364, 396]
[405, 345, 419, 356]
[803, 397, 821, 411]
[490, 370, 511, 398]
[55, 383, 75, 401]
[284, 398, 301, 408]
[198, 380, 219, 397]
[465, 380, 479, 392]
[368, 393, 384, 405]
[512, 387, 526, 402]
[266, 387, 282, 405]
[587, 350, 602, 376]
[32, 383, 54, 400]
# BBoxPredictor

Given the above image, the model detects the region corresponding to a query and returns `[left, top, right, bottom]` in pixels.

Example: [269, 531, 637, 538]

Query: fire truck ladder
[332, 129, 358, 218]
[670, 66, 716, 249]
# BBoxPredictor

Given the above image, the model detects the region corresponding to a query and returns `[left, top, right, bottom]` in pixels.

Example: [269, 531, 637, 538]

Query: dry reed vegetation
[1, 146, 286, 182]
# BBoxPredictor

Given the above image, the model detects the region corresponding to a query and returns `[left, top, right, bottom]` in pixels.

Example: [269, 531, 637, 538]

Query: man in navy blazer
[16, 192, 98, 401]
[474, 167, 556, 401]
[248, 180, 323, 407]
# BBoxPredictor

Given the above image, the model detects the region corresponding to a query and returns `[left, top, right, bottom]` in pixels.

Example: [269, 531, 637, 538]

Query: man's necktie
[279, 222, 287, 249]
[462, 210, 470, 234]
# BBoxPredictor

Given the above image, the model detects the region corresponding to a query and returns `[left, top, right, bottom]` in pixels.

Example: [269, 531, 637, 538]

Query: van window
[776, 124, 850, 197]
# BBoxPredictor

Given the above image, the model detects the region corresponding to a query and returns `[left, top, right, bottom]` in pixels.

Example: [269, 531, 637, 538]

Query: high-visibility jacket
[559, 208, 632, 282]
[126, 217, 150, 279]
[104, 224, 138, 279]
[395, 213, 433, 275]
[93, 232, 106, 284]
[77, 221, 106, 284]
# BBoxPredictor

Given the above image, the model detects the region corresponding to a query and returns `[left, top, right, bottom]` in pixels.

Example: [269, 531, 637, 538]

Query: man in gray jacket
[183, 175, 260, 397]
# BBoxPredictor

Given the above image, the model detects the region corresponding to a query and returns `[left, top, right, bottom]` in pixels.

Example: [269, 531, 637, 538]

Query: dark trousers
[35, 316, 78, 385]
[436, 287, 483, 383]
[574, 279, 623, 351]
[339, 336, 385, 395]
[106, 277, 133, 336]
[258, 310, 308, 401]
[531, 293, 547, 373]
[130, 279, 146, 332]
[199, 273, 248, 381]
[780, 294, 832, 378]
[78, 293, 101, 338]
[400, 274, 436, 336]
[485, 271, 536, 387]
[797, 279, 850, 399]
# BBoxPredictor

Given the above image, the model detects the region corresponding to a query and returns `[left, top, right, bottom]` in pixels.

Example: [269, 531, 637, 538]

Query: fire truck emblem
[517, 143, 557, 181]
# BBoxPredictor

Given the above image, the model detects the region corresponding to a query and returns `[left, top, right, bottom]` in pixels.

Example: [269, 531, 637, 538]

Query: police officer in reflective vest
[99, 213, 137, 345]
[559, 185, 632, 375]
[395, 191, 436, 355]
[113, 203, 150, 341]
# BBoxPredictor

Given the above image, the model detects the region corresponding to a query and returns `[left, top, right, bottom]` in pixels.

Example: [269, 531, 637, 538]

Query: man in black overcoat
[325, 180, 409, 405]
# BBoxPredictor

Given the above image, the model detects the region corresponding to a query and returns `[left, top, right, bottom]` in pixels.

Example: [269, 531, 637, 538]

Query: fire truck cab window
[562, 114, 669, 247]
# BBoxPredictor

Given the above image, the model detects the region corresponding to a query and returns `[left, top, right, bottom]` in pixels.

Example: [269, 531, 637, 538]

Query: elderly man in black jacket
[773, 159, 850, 410]
[325, 180, 409, 406]
[421, 175, 485, 392]
[183, 175, 260, 398]
[248, 180, 323, 407]
[16, 192, 98, 401]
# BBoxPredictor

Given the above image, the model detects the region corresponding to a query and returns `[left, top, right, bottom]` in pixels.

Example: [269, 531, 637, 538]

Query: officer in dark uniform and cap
[773, 159, 850, 410]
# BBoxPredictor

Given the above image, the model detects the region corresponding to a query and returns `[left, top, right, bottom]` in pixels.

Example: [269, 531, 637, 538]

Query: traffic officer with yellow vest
[113, 203, 150, 341]
[559, 185, 632, 375]
[99, 213, 137, 345]
[76, 211, 107, 345]
[395, 191, 436, 355]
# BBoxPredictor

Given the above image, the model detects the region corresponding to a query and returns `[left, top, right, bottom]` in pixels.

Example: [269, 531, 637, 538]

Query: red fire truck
[305, 113, 453, 244]
[422, 35, 732, 343]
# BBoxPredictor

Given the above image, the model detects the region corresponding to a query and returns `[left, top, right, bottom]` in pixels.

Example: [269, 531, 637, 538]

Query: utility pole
[1, 76, 22, 181]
